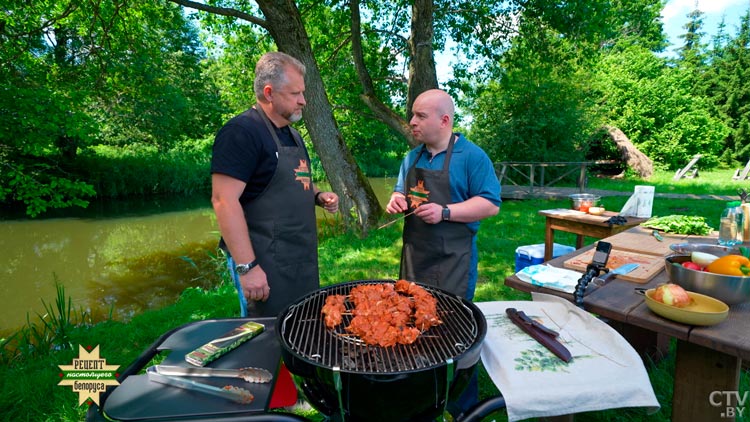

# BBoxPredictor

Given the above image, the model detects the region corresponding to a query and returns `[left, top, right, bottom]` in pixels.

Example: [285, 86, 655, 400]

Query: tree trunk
[406, 0, 439, 143]
[603, 125, 653, 178]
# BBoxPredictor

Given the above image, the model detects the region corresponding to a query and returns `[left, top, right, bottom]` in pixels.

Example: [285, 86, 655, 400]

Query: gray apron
[241, 106, 319, 317]
[399, 135, 473, 297]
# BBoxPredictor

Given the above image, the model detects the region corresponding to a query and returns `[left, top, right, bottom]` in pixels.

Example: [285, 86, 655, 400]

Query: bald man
[386, 89, 500, 417]
[387, 89, 501, 300]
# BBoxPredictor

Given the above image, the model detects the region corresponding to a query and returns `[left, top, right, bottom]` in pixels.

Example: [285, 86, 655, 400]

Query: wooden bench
[732, 159, 750, 180]
[673, 154, 701, 180]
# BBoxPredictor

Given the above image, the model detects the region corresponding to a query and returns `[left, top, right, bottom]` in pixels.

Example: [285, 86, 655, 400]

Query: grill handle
[443, 358, 455, 416]
[333, 367, 346, 422]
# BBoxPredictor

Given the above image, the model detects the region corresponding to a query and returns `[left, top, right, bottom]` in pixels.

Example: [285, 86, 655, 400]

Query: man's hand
[414, 202, 443, 224]
[386, 192, 408, 214]
[317, 191, 339, 213]
[240, 266, 270, 302]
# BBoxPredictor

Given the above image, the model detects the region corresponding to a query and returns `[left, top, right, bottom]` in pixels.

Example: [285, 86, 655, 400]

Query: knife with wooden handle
[506, 308, 572, 362]
[154, 365, 273, 383]
[589, 263, 640, 293]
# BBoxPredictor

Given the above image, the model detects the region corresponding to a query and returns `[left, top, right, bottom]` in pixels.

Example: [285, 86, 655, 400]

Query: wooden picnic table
[538, 209, 648, 260]
[504, 227, 749, 421]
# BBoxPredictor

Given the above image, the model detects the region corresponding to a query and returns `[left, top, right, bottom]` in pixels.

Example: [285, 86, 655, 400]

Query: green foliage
[77, 140, 212, 198]
[469, 34, 598, 164]
[697, 10, 750, 167]
[0, 0, 225, 216]
[593, 43, 728, 170]
[0, 153, 96, 217]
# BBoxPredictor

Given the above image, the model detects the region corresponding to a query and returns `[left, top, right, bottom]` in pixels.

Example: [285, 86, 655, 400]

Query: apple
[652, 284, 692, 308]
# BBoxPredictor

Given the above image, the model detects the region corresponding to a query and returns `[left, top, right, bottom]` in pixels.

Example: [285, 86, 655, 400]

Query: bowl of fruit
[665, 246, 750, 305]
[643, 283, 729, 326]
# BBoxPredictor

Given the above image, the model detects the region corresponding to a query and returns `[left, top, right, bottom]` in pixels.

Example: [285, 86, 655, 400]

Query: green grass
[586, 169, 750, 197]
[1, 170, 748, 421]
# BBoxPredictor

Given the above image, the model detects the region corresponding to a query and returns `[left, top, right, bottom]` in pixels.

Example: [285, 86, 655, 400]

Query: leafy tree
[469, 34, 598, 164]
[468, 0, 665, 167]
[698, 9, 750, 166]
[0, 0, 225, 216]
[593, 43, 727, 170]
[676, 8, 708, 68]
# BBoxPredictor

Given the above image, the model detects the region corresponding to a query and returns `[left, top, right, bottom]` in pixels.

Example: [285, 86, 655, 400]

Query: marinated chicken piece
[321, 281, 443, 346]
[321, 294, 347, 329]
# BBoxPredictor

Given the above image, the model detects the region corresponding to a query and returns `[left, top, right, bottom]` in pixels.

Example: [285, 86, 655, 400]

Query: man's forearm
[445, 197, 499, 223]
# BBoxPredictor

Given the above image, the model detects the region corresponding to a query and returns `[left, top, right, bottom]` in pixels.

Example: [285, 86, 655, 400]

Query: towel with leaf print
[475, 293, 659, 422]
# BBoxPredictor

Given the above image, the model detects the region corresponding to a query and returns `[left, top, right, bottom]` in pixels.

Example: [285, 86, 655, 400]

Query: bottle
[718, 201, 743, 246]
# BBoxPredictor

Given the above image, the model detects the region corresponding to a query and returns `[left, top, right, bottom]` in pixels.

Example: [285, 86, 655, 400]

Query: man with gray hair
[211, 51, 339, 318]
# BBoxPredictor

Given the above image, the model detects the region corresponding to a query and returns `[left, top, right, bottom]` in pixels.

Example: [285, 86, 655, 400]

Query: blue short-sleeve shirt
[394, 133, 502, 233]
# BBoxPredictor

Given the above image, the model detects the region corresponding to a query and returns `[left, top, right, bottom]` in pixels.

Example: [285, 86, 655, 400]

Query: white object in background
[619, 185, 654, 218]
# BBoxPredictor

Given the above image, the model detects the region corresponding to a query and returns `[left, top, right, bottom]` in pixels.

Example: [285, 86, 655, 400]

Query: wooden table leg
[545, 219, 554, 261]
[672, 340, 741, 422]
[606, 321, 669, 363]
[575, 234, 585, 249]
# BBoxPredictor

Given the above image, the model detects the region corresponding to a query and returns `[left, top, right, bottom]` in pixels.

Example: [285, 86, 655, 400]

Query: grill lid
[279, 280, 481, 374]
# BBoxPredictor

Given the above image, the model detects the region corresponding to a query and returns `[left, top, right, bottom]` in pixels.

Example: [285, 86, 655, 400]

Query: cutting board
[563, 248, 665, 283]
[600, 226, 688, 257]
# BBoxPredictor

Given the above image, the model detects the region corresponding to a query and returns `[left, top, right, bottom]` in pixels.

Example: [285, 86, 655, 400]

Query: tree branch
[349, 0, 413, 144]
[167, 0, 269, 30]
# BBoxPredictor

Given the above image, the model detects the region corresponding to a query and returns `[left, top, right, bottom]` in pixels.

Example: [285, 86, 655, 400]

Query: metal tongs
[146, 365, 273, 404]
[506, 308, 572, 362]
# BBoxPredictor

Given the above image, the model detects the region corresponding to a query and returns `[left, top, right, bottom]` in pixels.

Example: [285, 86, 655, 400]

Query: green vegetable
[641, 215, 713, 235]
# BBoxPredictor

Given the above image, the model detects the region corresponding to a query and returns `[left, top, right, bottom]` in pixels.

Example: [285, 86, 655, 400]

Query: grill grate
[280, 280, 479, 373]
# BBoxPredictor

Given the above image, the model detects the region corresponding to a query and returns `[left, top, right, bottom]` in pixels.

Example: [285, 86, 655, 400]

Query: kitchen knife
[587, 263, 639, 295]
[154, 365, 273, 383]
[506, 308, 572, 362]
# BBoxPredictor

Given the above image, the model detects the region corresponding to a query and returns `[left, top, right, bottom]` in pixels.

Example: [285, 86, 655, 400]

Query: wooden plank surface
[563, 248, 665, 283]
[599, 226, 688, 256]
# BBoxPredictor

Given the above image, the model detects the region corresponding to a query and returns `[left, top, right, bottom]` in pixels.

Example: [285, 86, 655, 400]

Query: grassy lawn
[1, 169, 748, 421]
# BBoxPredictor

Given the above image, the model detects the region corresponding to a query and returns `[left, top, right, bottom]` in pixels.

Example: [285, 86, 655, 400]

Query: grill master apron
[241, 106, 319, 317]
[400, 135, 473, 297]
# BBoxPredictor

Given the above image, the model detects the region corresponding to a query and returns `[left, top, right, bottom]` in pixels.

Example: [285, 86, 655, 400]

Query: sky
[661, 0, 749, 55]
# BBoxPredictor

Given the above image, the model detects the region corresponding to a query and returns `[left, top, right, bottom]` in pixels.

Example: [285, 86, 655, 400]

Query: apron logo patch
[294, 159, 312, 190]
[408, 180, 430, 208]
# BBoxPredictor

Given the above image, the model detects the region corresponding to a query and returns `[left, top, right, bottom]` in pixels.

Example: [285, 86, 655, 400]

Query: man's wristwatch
[235, 260, 258, 275]
[441, 205, 451, 221]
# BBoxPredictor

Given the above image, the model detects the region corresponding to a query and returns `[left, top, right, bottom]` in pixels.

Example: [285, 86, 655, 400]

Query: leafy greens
[640, 215, 713, 236]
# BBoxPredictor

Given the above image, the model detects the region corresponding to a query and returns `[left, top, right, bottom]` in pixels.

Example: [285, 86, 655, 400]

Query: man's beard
[287, 110, 303, 123]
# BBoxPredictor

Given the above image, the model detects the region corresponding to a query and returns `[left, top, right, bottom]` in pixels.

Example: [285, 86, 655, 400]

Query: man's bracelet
[315, 191, 323, 206]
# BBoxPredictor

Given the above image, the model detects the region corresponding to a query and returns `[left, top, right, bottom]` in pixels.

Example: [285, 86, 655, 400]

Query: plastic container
[515, 243, 576, 272]
[718, 201, 743, 246]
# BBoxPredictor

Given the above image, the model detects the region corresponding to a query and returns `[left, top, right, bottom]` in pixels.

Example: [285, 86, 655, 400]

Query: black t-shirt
[210, 107, 302, 203]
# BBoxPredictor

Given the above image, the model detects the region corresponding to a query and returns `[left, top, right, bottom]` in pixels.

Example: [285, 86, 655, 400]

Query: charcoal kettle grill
[277, 280, 489, 422]
[86, 281, 506, 422]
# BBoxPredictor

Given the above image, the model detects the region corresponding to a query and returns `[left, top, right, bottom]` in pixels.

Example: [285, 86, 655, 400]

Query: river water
[0, 179, 396, 337]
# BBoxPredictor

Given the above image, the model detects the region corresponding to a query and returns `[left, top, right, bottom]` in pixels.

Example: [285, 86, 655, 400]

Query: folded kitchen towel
[476, 294, 660, 422]
[516, 264, 583, 293]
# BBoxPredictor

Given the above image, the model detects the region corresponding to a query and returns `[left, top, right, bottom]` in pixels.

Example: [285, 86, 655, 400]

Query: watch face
[442, 207, 450, 220]
[235, 264, 249, 275]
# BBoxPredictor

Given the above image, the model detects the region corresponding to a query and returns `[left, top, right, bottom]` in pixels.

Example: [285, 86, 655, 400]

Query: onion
[691, 251, 719, 268]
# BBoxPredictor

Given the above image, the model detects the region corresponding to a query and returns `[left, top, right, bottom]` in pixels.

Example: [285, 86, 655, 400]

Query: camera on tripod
[573, 241, 612, 308]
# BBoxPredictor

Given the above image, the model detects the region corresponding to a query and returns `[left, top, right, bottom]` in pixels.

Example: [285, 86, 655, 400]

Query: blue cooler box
[514, 243, 575, 272]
